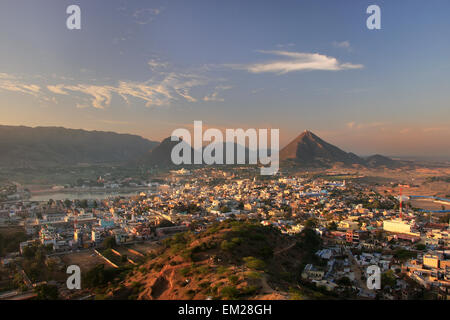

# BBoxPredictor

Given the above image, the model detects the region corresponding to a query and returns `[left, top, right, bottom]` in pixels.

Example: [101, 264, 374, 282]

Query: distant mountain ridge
[145, 131, 402, 169]
[365, 154, 400, 168]
[144, 137, 253, 167]
[280, 130, 399, 168]
[0, 125, 158, 167]
[144, 137, 195, 167]
[0, 125, 403, 169]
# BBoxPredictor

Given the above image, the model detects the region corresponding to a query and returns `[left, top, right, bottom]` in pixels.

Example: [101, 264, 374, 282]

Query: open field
[60, 250, 111, 272]
[409, 199, 447, 211]
[127, 242, 162, 255]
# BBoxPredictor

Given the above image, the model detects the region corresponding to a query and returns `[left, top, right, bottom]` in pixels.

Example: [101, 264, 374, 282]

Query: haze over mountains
[0, 125, 401, 168]
[0, 125, 158, 167]
[144, 137, 254, 167]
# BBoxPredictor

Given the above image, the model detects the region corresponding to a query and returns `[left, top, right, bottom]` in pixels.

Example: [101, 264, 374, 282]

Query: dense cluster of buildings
[1, 167, 449, 299]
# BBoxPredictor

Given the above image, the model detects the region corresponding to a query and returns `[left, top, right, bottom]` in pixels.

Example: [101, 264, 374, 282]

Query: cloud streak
[347, 121, 386, 130]
[332, 41, 351, 50]
[133, 8, 162, 25]
[0, 67, 225, 109]
[233, 50, 363, 74]
[0, 74, 41, 97]
[46, 73, 205, 109]
[203, 85, 231, 102]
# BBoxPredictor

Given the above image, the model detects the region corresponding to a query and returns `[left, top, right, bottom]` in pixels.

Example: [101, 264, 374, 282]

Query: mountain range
[0, 125, 158, 167]
[279, 130, 400, 168]
[0, 125, 401, 168]
[145, 130, 401, 168]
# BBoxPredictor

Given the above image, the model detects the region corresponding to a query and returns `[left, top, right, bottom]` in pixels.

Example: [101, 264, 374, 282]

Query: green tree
[415, 243, 426, 251]
[64, 199, 72, 208]
[327, 221, 338, 231]
[35, 284, 59, 300]
[102, 236, 117, 249]
[80, 199, 88, 208]
[381, 270, 396, 289]
[305, 218, 317, 229]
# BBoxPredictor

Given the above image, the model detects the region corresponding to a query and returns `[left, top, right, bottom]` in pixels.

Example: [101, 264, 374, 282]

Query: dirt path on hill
[274, 241, 296, 255]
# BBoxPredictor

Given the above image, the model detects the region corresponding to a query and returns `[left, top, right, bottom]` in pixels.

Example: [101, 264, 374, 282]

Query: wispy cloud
[276, 43, 295, 48]
[332, 40, 351, 50]
[133, 8, 163, 25]
[0, 73, 16, 80]
[0, 66, 227, 109]
[147, 59, 169, 70]
[99, 119, 131, 125]
[203, 85, 231, 102]
[347, 121, 386, 130]
[76, 103, 89, 109]
[251, 88, 264, 94]
[232, 50, 363, 74]
[47, 85, 69, 95]
[0, 74, 41, 97]
[399, 128, 411, 134]
[423, 127, 450, 133]
[46, 74, 201, 109]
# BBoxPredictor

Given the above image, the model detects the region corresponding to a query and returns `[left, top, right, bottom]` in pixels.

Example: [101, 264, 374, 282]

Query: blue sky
[0, 0, 449, 158]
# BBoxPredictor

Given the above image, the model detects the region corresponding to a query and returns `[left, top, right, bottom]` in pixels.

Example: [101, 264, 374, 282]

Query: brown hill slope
[106, 221, 325, 300]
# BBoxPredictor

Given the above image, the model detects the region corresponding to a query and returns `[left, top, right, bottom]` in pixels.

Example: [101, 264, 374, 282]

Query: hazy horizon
[2, 122, 449, 162]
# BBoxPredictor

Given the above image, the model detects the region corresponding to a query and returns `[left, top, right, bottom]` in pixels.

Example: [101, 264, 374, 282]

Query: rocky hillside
[98, 221, 327, 300]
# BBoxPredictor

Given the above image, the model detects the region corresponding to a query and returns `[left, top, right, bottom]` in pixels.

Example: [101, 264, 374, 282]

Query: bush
[415, 244, 426, 251]
[221, 240, 236, 251]
[83, 264, 119, 288]
[197, 265, 210, 274]
[34, 284, 59, 300]
[0, 231, 28, 256]
[231, 237, 242, 245]
[216, 266, 228, 274]
[221, 286, 239, 299]
[243, 256, 266, 270]
[199, 281, 211, 289]
[179, 266, 191, 277]
[240, 285, 258, 296]
[258, 245, 273, 260]
[336, 276, 352, 287]
[289, 287, 306, 300]
[246, 271, 262, 279]
[228, 275, 239, 285]
[186, 289, 196, 299]
[393, 249, 416, 261]
[164, 232, 189, 247]
[381, 270, 396, 288]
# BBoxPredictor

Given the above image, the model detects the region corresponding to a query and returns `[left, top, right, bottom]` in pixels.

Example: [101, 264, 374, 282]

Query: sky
[0, 0, 449, 159]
